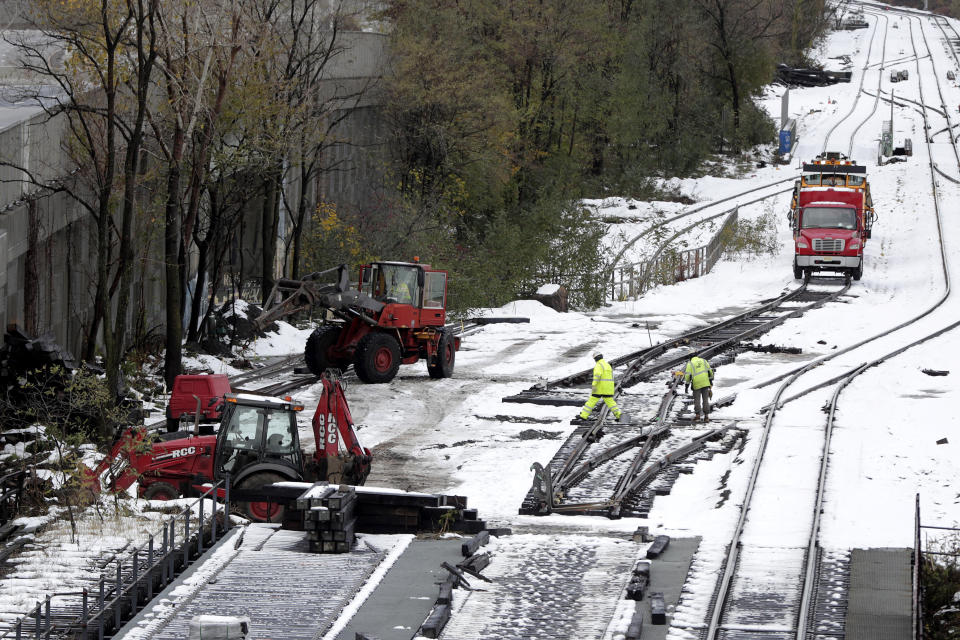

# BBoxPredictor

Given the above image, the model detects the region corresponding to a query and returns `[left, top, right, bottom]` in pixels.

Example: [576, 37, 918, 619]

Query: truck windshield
[801, 207, 857, 230]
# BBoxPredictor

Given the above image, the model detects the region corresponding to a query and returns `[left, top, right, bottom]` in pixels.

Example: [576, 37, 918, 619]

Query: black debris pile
[0, 325, 79, 393]
[744, 343, 803, 355]
[297, 483, 358, 553]
[922, 369, 949, 376]
[205, 301, 280, 351]
[776, 63, 852, 87]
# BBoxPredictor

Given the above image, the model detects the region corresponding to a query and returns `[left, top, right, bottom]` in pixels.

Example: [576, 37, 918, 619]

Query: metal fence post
[183, 510, 191, 566]
[148, 536, 154, 600]
[198, 498, 205, 555]
[115, 561, 122, 630]
[44, 595, 51, 638]
[98, 576, 105, 640]
[162, 524, 169, 584]
[225, 474, 231, 531]
[169, 518, 176, 577]
[81, 588, 88, 640]
[131, 550, 139, 610]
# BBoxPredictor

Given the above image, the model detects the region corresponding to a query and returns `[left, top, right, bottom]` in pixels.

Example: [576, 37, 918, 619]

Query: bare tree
[1, 0, 159, 398]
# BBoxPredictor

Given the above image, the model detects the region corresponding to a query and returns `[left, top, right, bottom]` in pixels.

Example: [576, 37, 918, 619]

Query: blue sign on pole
[779, 128, 793, 155]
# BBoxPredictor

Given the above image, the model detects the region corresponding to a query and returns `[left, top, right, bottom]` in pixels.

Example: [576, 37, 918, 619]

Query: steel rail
[549, 279, 848, 512]
[822, 12, 887, 153]
[547, 282, 817, 490]
[842, 12, 890, 156]
[541, 280, 810, 390]
[607, 177, 798, 276]
[704, 12, 957, 637]
[605, 281, 849, 516]
[799, 22, 960, 634]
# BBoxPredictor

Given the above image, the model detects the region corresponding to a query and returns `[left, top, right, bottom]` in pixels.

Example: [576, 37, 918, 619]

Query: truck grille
[813, 238, 844, 252]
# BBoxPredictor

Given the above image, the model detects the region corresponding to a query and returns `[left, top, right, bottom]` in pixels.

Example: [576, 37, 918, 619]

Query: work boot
[615, 413, 622, 422]
[572, 415, 591, 425]
[693, 413, 701, 422]
[703, 414, 710, 423]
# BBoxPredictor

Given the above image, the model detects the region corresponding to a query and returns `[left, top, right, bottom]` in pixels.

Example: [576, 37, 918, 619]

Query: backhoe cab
[256, 260, 459, 384]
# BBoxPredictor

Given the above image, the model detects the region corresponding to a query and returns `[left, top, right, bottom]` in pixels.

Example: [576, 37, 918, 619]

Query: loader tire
[428, 332, 456, 379]
[354, 333, 401, 384]
[236, 472, 286, 523]
[304, 325, 350, 376]
[143, 482, 180, 501]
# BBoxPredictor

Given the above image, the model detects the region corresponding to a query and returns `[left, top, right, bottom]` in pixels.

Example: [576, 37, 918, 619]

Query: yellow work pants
[579, 394, 620, 419]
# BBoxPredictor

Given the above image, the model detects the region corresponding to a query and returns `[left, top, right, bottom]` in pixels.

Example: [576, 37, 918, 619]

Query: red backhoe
[88, 372, 371, 522]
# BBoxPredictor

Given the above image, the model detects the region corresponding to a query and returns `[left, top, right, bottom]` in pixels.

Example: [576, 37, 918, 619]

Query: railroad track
[515, 276, 851, 518]
[688, 12, 960, 637]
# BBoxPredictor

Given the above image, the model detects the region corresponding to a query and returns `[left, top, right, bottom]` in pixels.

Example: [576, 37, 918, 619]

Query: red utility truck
[165, 374, 231, 432]
[90, 372, 371, 522]
[790, 156, 875, 281]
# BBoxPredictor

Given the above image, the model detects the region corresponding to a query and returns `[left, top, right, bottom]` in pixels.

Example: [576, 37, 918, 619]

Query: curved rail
[822, 12, 888, 154]
[704, 12, 956, 637]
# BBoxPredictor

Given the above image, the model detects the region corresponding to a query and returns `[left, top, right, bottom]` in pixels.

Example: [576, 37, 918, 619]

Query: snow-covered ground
[5, 3, 960, 636]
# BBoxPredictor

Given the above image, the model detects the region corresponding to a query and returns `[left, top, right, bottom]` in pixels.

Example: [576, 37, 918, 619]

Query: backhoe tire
[354, 333, 401, 384]
[236, 471, 286, 523]
[143, 482, 180, 501]
[427, 332, 456, 379]
[304, 325, 349, 376]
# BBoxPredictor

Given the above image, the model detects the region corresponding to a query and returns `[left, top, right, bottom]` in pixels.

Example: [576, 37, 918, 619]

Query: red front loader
[255, 261, 460, 383]
[90, 372, 371, 522]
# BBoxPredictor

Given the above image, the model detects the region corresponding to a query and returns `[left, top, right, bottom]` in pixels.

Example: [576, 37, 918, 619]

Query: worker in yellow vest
[683, 351, 715, 422]
[576, 352, 622, 422]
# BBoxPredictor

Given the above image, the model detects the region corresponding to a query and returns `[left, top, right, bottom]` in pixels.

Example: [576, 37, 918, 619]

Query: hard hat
[592, 351, 603, 360]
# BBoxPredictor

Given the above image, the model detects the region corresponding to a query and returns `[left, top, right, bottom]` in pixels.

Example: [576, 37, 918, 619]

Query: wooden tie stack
[296, 483, 358, 553]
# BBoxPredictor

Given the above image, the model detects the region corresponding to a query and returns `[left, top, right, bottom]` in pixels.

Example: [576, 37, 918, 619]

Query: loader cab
[214, 394, 304, 481]
[360, 261, 448, 327]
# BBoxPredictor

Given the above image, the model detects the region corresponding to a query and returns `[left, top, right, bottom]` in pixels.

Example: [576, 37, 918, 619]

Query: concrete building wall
[1, 29, 391, 354]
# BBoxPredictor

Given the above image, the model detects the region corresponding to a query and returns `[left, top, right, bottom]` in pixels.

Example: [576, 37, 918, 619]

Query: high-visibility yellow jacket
[684, 356, 714, 390]
[591, 359, 615, 396]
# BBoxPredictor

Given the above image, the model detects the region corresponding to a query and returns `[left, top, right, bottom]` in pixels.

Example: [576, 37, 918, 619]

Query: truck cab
[792, 191, 866, 280]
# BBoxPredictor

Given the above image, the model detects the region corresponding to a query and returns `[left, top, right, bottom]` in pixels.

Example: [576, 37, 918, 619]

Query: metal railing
[4, 476, 232, 640]
[610, 208, 739, 301]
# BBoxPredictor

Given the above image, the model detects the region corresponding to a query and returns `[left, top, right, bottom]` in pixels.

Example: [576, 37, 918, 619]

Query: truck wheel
[304, 325, 350, 376]
[143, 482, 180, 501]
[236, 472, 286, 522]
[853, 262, 863, 281]
[428, 332, 456, 379]
[793, 260, 803, 280]
[354, 333, 401, 383]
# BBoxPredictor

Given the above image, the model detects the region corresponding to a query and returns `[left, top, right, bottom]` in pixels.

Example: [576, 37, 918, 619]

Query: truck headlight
[797, 240, 808, 248]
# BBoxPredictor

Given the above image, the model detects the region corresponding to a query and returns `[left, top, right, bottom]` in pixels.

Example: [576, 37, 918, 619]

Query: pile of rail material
[266, 482, 488, 551]
[776, 63, 852, 87]
[297, 484, 359, 553]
